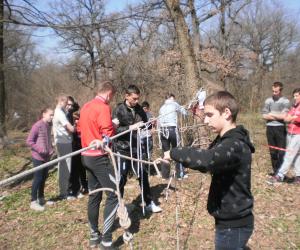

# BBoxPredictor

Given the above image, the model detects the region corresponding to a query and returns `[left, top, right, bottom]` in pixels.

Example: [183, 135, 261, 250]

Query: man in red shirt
[268, 88, 300, 184]
[79, 81, 118, 249]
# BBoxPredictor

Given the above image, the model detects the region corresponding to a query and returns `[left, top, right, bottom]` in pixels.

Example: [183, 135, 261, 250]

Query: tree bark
[188, 0, 201, 67]
[164, 0, 201, 98]
[0, 0, 6, 140]
[219, 0, 228, 89]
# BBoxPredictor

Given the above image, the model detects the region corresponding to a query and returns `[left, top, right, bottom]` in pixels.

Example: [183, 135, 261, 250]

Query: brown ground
[0, 115, 299, 249]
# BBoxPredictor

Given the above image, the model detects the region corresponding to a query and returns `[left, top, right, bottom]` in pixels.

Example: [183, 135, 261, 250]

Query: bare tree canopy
[0, 0, 299, 140]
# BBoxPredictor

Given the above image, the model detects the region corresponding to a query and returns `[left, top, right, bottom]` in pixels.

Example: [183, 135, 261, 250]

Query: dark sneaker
[266, 175, 283, 185]
[89, 231, 102, 248]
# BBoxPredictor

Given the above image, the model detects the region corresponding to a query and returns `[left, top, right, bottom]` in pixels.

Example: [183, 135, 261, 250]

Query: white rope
[0, 144, 95, 187]
[0, 142, 160, 188]
[0, 88, 205, 187]
[129, 130, 137, 176]
[137, 127, 145, 215]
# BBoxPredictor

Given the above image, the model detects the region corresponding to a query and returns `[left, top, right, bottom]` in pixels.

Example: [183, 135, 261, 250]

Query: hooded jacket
[170, 125, 255, 228]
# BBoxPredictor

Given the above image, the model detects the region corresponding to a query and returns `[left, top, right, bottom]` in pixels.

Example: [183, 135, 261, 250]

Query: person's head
[293, 88, 300, 105]
[96, 80, 116, 103]
[272, 82, 283, 98]
[125, 85, 140, 108]
[165, 93, 175, 100]
[72, 111, 80, 122]
[66, 96, 75, 112]
[141, 101, 150, 112]
[40, 108, 54, 123]
[72, 102, 80, 112]
[56, 95, 68, 109]
[203, 91, 239, 135]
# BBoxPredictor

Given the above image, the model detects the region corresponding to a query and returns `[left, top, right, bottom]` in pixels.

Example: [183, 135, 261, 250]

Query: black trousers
[160, 126, 185, 178]
[82, 155, 118, 242]
[266, 126, 286, 174]
[69, 153, 88, 195]
[118, 154, 152, 205]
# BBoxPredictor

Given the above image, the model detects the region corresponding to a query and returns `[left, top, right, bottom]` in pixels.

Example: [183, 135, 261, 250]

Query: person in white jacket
[158, 93, 188, 179]
[53, 94, 75, 199]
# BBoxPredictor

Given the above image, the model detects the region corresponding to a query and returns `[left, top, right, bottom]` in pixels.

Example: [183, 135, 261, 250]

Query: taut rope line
[0, 89, 203, 187]
[0, 125, 163, 187]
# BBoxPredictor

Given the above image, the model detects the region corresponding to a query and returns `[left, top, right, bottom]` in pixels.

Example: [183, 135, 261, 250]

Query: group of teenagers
[262, 82, 300, 184]
[25, 79, 299, 250]
[26, 95, 87, 207]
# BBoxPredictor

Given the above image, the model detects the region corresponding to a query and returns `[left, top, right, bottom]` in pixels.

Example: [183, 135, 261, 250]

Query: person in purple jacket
[26, 108, 54, 211]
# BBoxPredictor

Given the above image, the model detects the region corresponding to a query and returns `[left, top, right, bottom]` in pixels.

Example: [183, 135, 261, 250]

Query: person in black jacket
[66, 97, 88, 198]
[113, 85, 162, 213]
[164, 91, 255, 250]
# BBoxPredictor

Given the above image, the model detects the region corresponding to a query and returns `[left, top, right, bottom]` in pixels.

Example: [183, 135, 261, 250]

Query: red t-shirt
[79, 96, 115, 156]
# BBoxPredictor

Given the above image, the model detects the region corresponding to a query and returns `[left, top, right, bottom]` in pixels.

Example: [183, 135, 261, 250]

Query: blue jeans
[215, 225, 253, 250]
[31, 158, 48, 201]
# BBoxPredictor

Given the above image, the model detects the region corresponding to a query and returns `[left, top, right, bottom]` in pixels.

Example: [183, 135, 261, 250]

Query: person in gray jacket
[262, 82, 290, 176]
[53, 94, 75, 199]
[158, 93, 188, 179]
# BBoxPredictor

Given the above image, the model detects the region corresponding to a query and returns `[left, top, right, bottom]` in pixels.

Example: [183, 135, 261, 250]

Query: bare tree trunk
[220, 0, 227, 89]
[220, 0, 226, 56]
[91, 51, 96, 89]
[0, 0, 6, 141]
[164, 0, 201, 98]
[188, 0, 201, 69]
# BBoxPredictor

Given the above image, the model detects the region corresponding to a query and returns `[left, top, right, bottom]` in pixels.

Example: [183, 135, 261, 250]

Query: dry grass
[0, 113, 299, 249]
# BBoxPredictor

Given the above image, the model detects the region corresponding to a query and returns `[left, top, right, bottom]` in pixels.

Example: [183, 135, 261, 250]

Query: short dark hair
[72, 102, 80, 112]
[67, 96, 75, 103]
[293, 88, 300, 95]
[165, 93, 175, 99]
[97, 80, 115, 94]
[125, 85, 140, 95]
[141, 101, 150, 109]
[204, 91, 239, 122]
[272, 81, 283, 91]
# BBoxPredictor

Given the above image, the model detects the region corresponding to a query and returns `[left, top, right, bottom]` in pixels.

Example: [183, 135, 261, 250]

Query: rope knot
[117, 200, 131, 229]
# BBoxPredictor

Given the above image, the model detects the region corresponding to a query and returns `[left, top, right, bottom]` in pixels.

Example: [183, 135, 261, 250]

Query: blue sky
[31, 0, 300, 61]
[32, 0, 138, 61]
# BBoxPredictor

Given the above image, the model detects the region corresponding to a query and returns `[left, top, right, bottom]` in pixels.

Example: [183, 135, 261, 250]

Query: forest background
[0, 1, 299, 249]
[0, 0, 300, 136]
